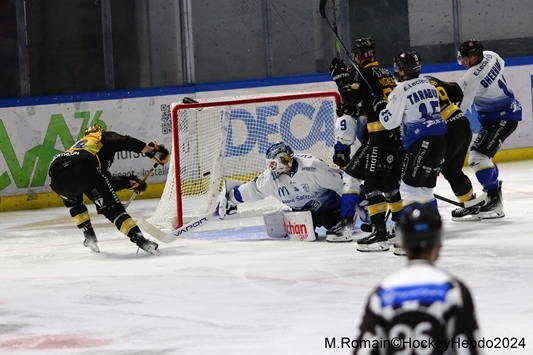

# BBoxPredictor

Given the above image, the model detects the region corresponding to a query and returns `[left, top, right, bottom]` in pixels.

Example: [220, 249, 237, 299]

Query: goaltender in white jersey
[217, 142, 358, 242]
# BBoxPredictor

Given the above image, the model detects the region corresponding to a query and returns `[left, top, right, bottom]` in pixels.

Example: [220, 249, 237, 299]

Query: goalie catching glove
[216, 180, 243, 219]
[146, 142, 170, 165]
[128, 175, 147, 194]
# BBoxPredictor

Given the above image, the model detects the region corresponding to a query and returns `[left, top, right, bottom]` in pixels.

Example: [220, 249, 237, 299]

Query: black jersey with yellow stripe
[338, 60, 400, 148]
[49, 131, 146, 172]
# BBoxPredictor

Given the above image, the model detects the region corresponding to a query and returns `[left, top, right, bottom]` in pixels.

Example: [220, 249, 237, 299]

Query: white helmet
[266, 142, 294, 178]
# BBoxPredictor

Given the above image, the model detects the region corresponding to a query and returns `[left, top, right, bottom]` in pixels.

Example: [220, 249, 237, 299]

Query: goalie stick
[137, 210, 219, 243]
[434, 193, 487, 208]
[123, 162, 159, 209]
[318, 0, 377, 98]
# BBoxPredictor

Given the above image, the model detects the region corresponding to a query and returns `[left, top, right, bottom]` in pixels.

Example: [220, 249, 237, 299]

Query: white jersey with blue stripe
[457, 50, 521, 124]
[379, 77, 447, 149]
[237, 154, 343, 212]
[354, 260, 483, 355]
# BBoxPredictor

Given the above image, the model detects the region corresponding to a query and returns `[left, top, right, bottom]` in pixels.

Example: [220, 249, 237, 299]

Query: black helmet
[459, 39, 483, 58]
[352, 37, 376, 59]
[393, 50, 422, 80]
[397, 204, 442, 249]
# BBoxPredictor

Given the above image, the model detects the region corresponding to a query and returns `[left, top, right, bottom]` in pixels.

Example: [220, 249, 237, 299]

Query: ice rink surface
[2, 160, 533, 355]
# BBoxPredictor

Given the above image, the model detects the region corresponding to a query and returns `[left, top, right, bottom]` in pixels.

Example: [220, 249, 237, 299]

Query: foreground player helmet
[393, 50, 422, 81]
[457, 39, 484, 65]
[352, 37, 376, 59]
[266, 142, 294, 178]
[397, 205, 442, 249]
[84, 124, 104, 136]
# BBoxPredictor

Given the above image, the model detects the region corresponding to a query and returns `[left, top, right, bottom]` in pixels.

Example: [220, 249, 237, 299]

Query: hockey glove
[217, 180, 243, 219]
[332, 142, 351, 169]
[329, 58, 352, 88]
[146, 142, 170, 165]
[128, 175, 147, 194]
[336, 102, 361, 118]
[372, 96, 387, 114]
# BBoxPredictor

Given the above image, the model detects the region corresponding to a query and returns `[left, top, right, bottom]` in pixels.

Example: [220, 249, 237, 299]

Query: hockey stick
[318, 0, 377, 98]
[123, 162, 159, 209]
[434, 193, 486, 208]
[330, 0, 341, 59]
[137, 210, 219, 243]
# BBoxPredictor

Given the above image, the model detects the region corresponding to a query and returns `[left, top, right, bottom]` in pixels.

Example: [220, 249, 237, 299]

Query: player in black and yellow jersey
[48, 124, 169, 255]
[425, 76, 480, 221]
[329, 37, 403, 252]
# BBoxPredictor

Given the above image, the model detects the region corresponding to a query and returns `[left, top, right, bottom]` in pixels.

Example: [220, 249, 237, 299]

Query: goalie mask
[266, 142, 294, 178]
[84, 124, 104, 136]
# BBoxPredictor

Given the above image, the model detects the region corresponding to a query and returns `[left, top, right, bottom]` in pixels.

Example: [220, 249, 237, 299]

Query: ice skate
[451, 194, 484, 222]
[356, 224, 390, 252]
[387, 221, 397, 245]
[480, 181, 505, 219]
[326, 218, 354, 243]
[83, 229, 100, 253]
[392, 241, 406, 256]
[131, 233, 162, 255]
[138, 239, 162, 255]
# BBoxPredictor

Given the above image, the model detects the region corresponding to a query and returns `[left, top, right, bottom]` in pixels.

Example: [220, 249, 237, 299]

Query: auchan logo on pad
[284, 221, 309, 241]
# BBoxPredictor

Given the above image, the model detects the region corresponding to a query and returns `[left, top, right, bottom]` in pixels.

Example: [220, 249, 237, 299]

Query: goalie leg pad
[263, 210, 288, 238]
[281, 211, 316, 242]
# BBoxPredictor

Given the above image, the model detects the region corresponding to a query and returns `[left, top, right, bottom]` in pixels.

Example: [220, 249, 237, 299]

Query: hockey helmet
[393, 50, 422, 81]
[397, 204, 442, 250]
[266, 142, 294, 178]
[84, 124, 104, 136]
[352, 37, 376, 59]
[457, 39, 483, 65]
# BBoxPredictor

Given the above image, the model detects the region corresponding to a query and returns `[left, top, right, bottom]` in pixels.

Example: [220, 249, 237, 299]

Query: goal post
[147, 91, 341, 230]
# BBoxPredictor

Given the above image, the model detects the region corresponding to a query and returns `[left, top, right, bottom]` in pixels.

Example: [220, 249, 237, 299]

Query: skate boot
[392, 241, 406, 256]
[131, 233, 162, 256]
[326, 218, 354, 243]
[83, 228, 100, 253]
[387, 221, 398, 245]
[480, 181, 505, 219]
[356, 224, 390, 252]
[360, 223, 372, 233]
[451, 194, 484, 222]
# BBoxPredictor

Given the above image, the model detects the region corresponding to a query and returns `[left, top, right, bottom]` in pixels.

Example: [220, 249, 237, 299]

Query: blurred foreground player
[353, 205, 484, 355]
[48, 124, 169, 255]
[217, 142, 363, 242]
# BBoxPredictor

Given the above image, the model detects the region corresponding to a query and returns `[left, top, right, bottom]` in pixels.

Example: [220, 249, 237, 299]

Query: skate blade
[356, 242, 390, 252]
[451, 215, 483, 222]
[325, 237, 354, 243]
[481, 211, 505, 219]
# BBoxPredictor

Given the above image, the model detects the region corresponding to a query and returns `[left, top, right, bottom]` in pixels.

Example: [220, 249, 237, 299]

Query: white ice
[1, 160, 533, 355]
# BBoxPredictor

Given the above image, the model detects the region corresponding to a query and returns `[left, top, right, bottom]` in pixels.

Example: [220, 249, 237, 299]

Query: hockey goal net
[147, 91, 341, 230]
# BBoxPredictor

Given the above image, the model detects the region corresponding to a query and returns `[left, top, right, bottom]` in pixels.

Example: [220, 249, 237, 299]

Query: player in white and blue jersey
[375, 51, 447, 210]
[454, 39, 521, 220]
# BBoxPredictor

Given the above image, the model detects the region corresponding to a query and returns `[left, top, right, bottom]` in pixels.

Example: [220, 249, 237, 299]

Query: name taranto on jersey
[406, 88, 439, 105]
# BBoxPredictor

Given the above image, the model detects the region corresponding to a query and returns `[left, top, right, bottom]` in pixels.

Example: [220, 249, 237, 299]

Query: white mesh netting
[147, 92, 340, 230]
